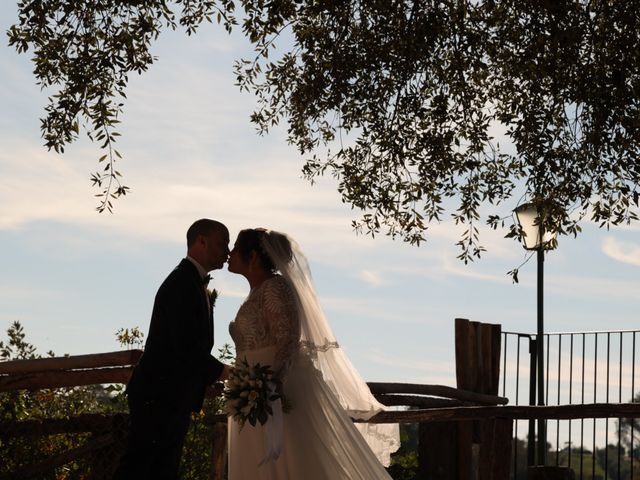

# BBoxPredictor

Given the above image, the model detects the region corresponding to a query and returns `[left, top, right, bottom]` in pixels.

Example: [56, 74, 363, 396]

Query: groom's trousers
[113, 395, 191, 480]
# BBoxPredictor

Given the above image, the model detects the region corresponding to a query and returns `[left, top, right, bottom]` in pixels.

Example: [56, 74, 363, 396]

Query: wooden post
[454, 318, 510, 480]
[478, 416, 513, 480]
[418, 421, 458, 479]
[452, 319, 510, 480]
[454, 318, 480, 480]
[419, 318, 506, 479]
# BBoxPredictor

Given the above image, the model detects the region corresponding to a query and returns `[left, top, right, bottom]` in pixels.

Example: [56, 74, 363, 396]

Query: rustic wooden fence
[2, 319, 640, 480]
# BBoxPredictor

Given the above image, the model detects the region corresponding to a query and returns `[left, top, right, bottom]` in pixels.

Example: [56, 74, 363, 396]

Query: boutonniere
[207, 288, 219, 309]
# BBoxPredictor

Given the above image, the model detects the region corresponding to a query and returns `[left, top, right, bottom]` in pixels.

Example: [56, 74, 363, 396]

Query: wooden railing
[3, 324, 640, 479]
[0, 348, 511, 479]
[0, 350, 227, 480]
[0, 350, 142, 391]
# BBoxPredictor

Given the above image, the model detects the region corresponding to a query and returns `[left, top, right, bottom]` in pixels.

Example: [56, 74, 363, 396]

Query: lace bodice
[229, 276, 300, 374]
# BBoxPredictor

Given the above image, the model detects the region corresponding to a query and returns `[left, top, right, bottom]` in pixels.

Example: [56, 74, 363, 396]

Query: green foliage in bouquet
[224, 358, 281, 428]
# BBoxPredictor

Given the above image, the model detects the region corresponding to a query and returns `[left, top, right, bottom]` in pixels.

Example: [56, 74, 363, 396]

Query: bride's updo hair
[235, 228, 293, 273]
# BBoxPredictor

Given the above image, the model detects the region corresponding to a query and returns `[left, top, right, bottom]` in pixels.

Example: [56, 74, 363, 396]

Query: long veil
[261, 230, 400, 466]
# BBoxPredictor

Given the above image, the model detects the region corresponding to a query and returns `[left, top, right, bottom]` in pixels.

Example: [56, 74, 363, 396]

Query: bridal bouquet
[223, 358, 282, 428]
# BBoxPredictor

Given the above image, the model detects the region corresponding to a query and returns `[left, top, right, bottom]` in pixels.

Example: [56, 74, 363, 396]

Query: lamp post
[514, 202, 558, 466]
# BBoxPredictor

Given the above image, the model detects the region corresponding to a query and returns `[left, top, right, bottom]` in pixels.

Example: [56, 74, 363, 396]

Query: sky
[1, 2, 640, 413]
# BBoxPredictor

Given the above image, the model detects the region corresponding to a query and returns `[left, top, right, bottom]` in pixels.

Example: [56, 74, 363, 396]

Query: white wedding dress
[227, 276, 395, 479]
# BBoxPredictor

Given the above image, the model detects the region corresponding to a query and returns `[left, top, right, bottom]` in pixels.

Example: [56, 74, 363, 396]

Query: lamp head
[514, 202, 559, 250]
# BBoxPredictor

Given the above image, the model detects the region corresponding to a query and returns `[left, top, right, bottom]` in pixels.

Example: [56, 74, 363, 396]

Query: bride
[226, 228, 399, 479]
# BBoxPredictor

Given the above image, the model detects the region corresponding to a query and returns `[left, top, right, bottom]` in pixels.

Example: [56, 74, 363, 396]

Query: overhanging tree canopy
[8, 0, 640, 261]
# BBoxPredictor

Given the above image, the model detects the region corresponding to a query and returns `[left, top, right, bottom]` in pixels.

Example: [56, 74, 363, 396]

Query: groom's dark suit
[115, 259, 224, 480]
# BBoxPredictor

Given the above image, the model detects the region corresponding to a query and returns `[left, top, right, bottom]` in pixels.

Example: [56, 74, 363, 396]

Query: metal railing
[502, 329, 640, 479]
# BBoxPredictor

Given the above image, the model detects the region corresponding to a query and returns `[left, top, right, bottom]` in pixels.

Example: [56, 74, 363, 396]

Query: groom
[114, 219, 232, 480]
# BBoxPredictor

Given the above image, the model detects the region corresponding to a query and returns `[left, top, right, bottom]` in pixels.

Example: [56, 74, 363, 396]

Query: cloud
[546, 272, 640, 301]
[0, 132, 352, 246]
[0, 141, 96, 230]
[0, 17, 528, 283]
[364, 350, 457, 385]
[602, 237, 640, 267]
[358, 270, 384, 287]
[438, 255, 514, 285]
[0, 47, 379, 264]
[0, 285, 60, 303]
[318, 293, 455, 329]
